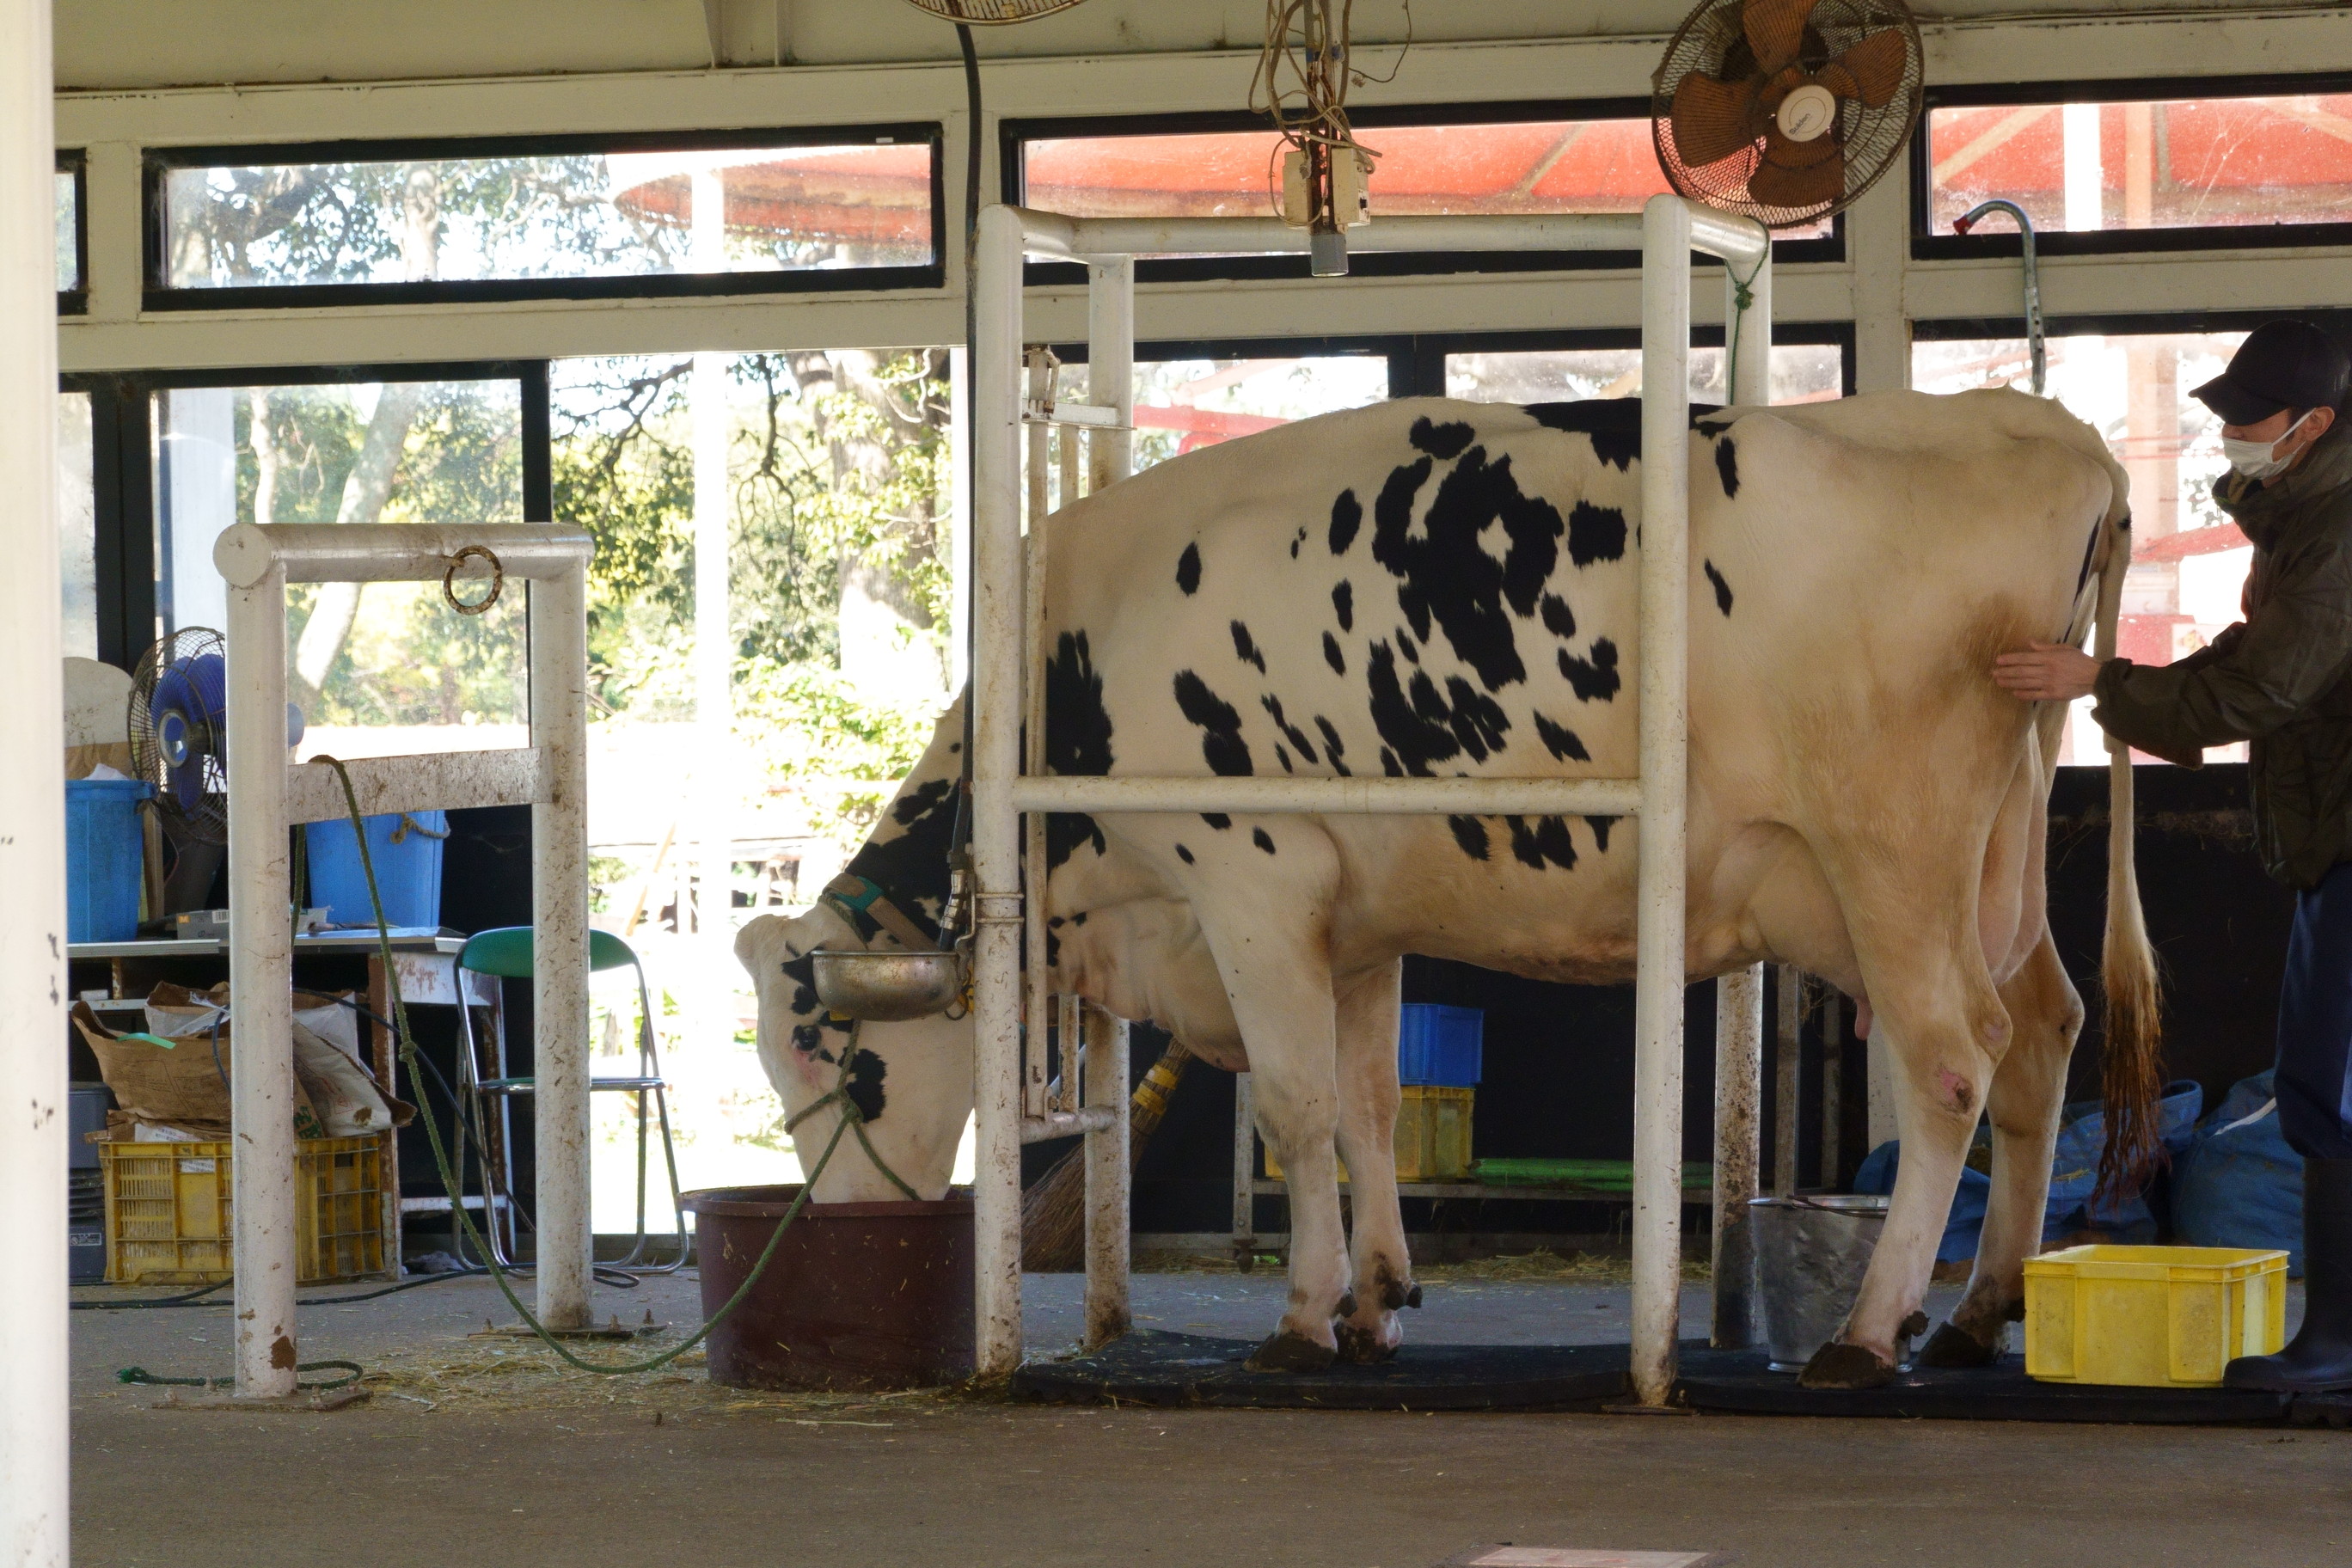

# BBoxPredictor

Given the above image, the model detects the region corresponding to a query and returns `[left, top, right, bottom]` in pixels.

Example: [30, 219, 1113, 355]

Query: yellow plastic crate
[100, 1136, 387, 1285]
[1265, 1086, 1474, 1184]
[2024, 1244, 2288, 1387]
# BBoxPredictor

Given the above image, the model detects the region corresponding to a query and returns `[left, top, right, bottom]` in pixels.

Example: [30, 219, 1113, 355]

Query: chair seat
[477, 1075, 667, 1095]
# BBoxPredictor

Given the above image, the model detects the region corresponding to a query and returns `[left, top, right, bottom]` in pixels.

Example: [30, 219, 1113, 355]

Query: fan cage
[898, 0, 1090, 21]
[1651, 0, 1924, 230]
[127, 627, 230, 842]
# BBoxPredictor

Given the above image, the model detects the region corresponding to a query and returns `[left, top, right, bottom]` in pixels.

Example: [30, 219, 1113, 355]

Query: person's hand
[1992, 640, 2104, 702]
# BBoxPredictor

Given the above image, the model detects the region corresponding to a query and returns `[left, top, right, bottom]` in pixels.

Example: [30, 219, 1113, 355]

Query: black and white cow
[738, 388, 2156, 1389]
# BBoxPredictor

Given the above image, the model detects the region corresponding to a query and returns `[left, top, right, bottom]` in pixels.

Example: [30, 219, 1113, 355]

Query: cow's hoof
[1246, 1331, 1338, 1374]
[1917, 1321, 2000, 1369]
[1333, 1320, 1400, 1364]
[1798, 1341, 1896, 1390]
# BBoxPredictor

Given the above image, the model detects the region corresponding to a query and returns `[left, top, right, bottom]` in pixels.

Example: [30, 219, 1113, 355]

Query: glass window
[1446, 343, 1843, 406]
[1914, 329, 2251, 763]
[55, 156, 81, 296]
[58, 391, 95, 658]
[155, 132, 938, 296]
[152, 378, 527, 756]
[1050, 355, 1390, 483]
[1926, 93, 2352, 238]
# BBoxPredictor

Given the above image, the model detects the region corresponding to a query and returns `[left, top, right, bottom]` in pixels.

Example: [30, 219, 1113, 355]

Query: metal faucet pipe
[1953, 199, 2046, 396]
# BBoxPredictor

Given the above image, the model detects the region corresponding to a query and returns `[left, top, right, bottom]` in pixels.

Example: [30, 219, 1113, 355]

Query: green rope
[119, 1360, 364, 1393]
[1721, 221, 1772, 407]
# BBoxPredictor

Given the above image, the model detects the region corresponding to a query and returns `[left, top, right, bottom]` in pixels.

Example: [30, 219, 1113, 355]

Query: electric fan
[1653, 0, 1925, 230]
[897, 1, 1087, 20]
[128, 628, 230, 847]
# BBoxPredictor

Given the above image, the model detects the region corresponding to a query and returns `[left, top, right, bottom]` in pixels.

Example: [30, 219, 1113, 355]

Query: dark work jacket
[2092, 421, 2352, 890]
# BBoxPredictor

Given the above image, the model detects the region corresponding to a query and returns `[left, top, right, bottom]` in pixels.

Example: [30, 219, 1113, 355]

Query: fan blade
[1743, 0, 1822, 76]
[1826, 27, 1910, 107]
[1670, 72, 1767, 168]
[1749, 144, 1847, 210]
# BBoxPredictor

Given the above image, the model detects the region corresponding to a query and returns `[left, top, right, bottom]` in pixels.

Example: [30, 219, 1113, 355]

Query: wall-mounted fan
[1653, 0, 1925, 230]
[898, 0, 1087, 17]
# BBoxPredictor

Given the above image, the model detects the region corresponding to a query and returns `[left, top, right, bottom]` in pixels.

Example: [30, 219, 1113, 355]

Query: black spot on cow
[1380, 747, 1403, 777]
[1046, 812, 1106, 874]
[1524, 396, 1724, 473]
[1322, 631, 1346, 675]
[1328, 490, 1363, 555]
[1274, 742, 1293, 772]
[2073, 520, 2102, 597]
[1705, 559, 1735, 616]
[1540, 593, 1577, 640]
[1263, 696, 1320, 765]
[1566, 500, 1627, 567]
[1252, 827, 1277, 855]
[1714, 435, 1740, 499]
[1397, 628, 1418, 664]
[1047, 916, 1064, 929]
[1558, 637, 1622, 702]
[838, 777, 959, 946]
[1230, 620, 1267, 675]
[1410, 414, 1476, 461]
[1504, 815, 1578, 873]
[1045, 928, 1060, 969]
[1172, 671, 1253, 776]
[1292, 525, 1309, 560]
[1586, 815, 1617, 853]
[1069, 911, 1087, 927]
[1045, 631, 1114, 777]
[1449, 814, 1491, 860]
[1175, 842, 1195, 864]
[1370, 444, 1565, 692]
[1533, 713, 1590, 763]
[1314, 716, 1350, 775]
[1365, 641, 1512, 775]
[1202, 813, 1232, 830]
[1176, 542, 1202, 595]
[1332, 580, 1354, 632]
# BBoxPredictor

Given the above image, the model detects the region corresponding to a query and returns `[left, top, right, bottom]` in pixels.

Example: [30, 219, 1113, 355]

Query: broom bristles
[1020, 1037, 1193, 1272]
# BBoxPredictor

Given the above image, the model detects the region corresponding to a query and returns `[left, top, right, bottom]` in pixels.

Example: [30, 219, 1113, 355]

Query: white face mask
[2222, 410, 2318, 483]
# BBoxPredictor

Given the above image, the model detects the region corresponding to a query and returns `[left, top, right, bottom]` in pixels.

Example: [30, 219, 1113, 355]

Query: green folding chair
[452, 925, 686, 1273]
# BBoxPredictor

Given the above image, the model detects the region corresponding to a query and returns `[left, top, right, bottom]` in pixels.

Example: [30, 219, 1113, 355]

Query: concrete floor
[68, 1268, 2348, 1568]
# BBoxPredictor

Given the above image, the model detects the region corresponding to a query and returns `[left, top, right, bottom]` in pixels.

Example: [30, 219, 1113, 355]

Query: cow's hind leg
[1332, 961, 1413, 1363]
[1922, 929, 2081, 1365]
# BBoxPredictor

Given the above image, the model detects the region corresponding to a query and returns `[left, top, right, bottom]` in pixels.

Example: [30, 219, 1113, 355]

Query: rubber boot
[2225, 1157, 2352, 1393]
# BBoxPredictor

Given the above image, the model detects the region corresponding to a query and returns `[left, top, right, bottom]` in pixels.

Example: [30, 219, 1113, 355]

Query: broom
[1020, 1036, 1194, 1271]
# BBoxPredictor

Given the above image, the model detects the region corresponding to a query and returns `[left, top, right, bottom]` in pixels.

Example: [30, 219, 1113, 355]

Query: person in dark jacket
[1994, 318, 2352, 1393]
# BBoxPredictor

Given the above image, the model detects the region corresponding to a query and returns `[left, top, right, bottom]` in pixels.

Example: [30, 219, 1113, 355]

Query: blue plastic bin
[306, 810, 448, 930]
[66, 778, 152, 942]
[1399, 1003, 1483, 1086]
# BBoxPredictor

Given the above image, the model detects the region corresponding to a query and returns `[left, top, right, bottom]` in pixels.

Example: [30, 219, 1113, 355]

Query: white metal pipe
[1820, 993, 1846, 1189]
[1630, 193, 1695, 1409]
[284, 749, 542, 825]
[530, 560, 593, 1329]
[1010, 774, 1642, 817]
[1231, 1070, 1256, 1255]
[227, 564, 301, 1398]
[1055, 993, 1081, 1115]
[1008, 205, 1760, 266]
[1728, 238, 1773, 408]
[1087, 258, 1135, 487]
[214, 521, 592, 586]
[1711, 964, 1764, 1350]
[1775, 965, 1803, 1196]
[971, 202, 1029, 1379]
[1082, 1003, 1131, 1347]
[1, 0, 68, 1530]
[1022, 350, 1053, 1125]
[1020, 1106, 1118, 1142]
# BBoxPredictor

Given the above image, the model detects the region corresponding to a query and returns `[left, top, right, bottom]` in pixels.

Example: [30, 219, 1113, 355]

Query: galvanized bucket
[1749, 1194, 1890, 1372]
[810, 948, 966, 1021]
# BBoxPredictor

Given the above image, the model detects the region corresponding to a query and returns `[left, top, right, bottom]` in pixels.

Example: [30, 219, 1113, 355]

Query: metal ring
[442, 544, 505, 616]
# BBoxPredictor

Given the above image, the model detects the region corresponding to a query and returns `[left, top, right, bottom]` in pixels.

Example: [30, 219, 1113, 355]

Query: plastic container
[1266, 1085, 1475, 1183]
[1750, 1194, 1890, 1371]
[306, 810, 448, 929]
[1398, 1003, 1483, 1086]
[682, 1185, 974, 1391]
[65, 778, 151, 942]
[2024, 1243, 2288, 1387]
[100, 1136, 385, 1284]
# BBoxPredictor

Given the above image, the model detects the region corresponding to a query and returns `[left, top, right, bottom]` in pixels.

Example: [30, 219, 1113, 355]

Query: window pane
[1914, 330, 2251, 764]
[153, 380, 526, 754]
[55, 167, 78, 292]
[1446, 343, 1842, 406]
[58, 391, 95, 658]
[162, 140, 934, 291]
[1050, 355, 1389, 485]
[1026, 121, 1830, 242]
[1926, 95, 2352, 237]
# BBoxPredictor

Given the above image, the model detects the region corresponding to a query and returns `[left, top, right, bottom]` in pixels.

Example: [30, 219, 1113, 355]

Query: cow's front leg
[1332, 961, 1412, 1363]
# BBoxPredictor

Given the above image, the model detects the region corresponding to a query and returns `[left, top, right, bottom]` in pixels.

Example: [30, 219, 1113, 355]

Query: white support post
[1231, 1070, 1257, 1263]
[1711, 964, 1764, 1350]
[1632, 193, 1695, 1409]
[1775, 964, 1804, 1196]
[1082, 1003, 1131, 1346]
[1086, 257, 1135, 488]
[0, 0, 68, 1538]
[227, 563, 300, 1398]
[531, 556, 593, 1330]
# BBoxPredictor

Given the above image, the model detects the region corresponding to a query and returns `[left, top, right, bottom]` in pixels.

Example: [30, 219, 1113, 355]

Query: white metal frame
[971, 198, 1771, 1406]
[215, 519, 593, 1398]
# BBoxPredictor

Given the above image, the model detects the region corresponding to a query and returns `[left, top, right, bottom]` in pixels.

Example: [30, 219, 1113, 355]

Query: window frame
[1005, 102, 1845, 289]
[1909, 71, 2352, 262]
[142, 126, 947, 312]
[56, 148, 88, 315]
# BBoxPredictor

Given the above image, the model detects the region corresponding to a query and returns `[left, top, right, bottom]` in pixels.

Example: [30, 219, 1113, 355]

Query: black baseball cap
[2192, 320, 2351, 426]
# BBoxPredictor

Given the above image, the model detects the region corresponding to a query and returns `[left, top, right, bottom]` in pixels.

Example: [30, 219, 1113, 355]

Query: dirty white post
[218, 521, 594, 1395]
[0, 0, 67, 1546]
[972, 199, 1770, 1402]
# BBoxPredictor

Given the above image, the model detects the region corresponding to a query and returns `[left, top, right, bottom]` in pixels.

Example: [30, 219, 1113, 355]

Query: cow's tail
[2091, 507, 2165, 1204]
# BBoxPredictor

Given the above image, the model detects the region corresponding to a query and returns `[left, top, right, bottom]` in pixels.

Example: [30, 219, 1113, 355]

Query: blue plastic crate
[1398, 1002, 1483, 1086]
[66, 778, 151, 942]
[307, 810, 448, 930]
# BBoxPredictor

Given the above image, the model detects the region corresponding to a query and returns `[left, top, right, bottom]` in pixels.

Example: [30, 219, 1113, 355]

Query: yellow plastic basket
[2023, 1244, 2288, 1387]
[100, 1136, 387, 1286]
[1265, 1085, 1474, 1184]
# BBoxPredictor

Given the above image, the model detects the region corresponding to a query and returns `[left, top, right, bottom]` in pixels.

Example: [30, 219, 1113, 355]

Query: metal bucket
[1749, 1194, 1890, 1372]
[810, 948, 965, 1021]
[682, 1185, 975, 1391]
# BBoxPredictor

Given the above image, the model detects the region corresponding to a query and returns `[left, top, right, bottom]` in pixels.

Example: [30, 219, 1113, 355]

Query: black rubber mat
[1675, 1346, 2293, 1425]
[1010, 1329, 1636, 1410]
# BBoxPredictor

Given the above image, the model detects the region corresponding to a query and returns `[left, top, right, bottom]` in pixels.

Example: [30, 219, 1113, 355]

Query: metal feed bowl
[811, 949, 966, 1022]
